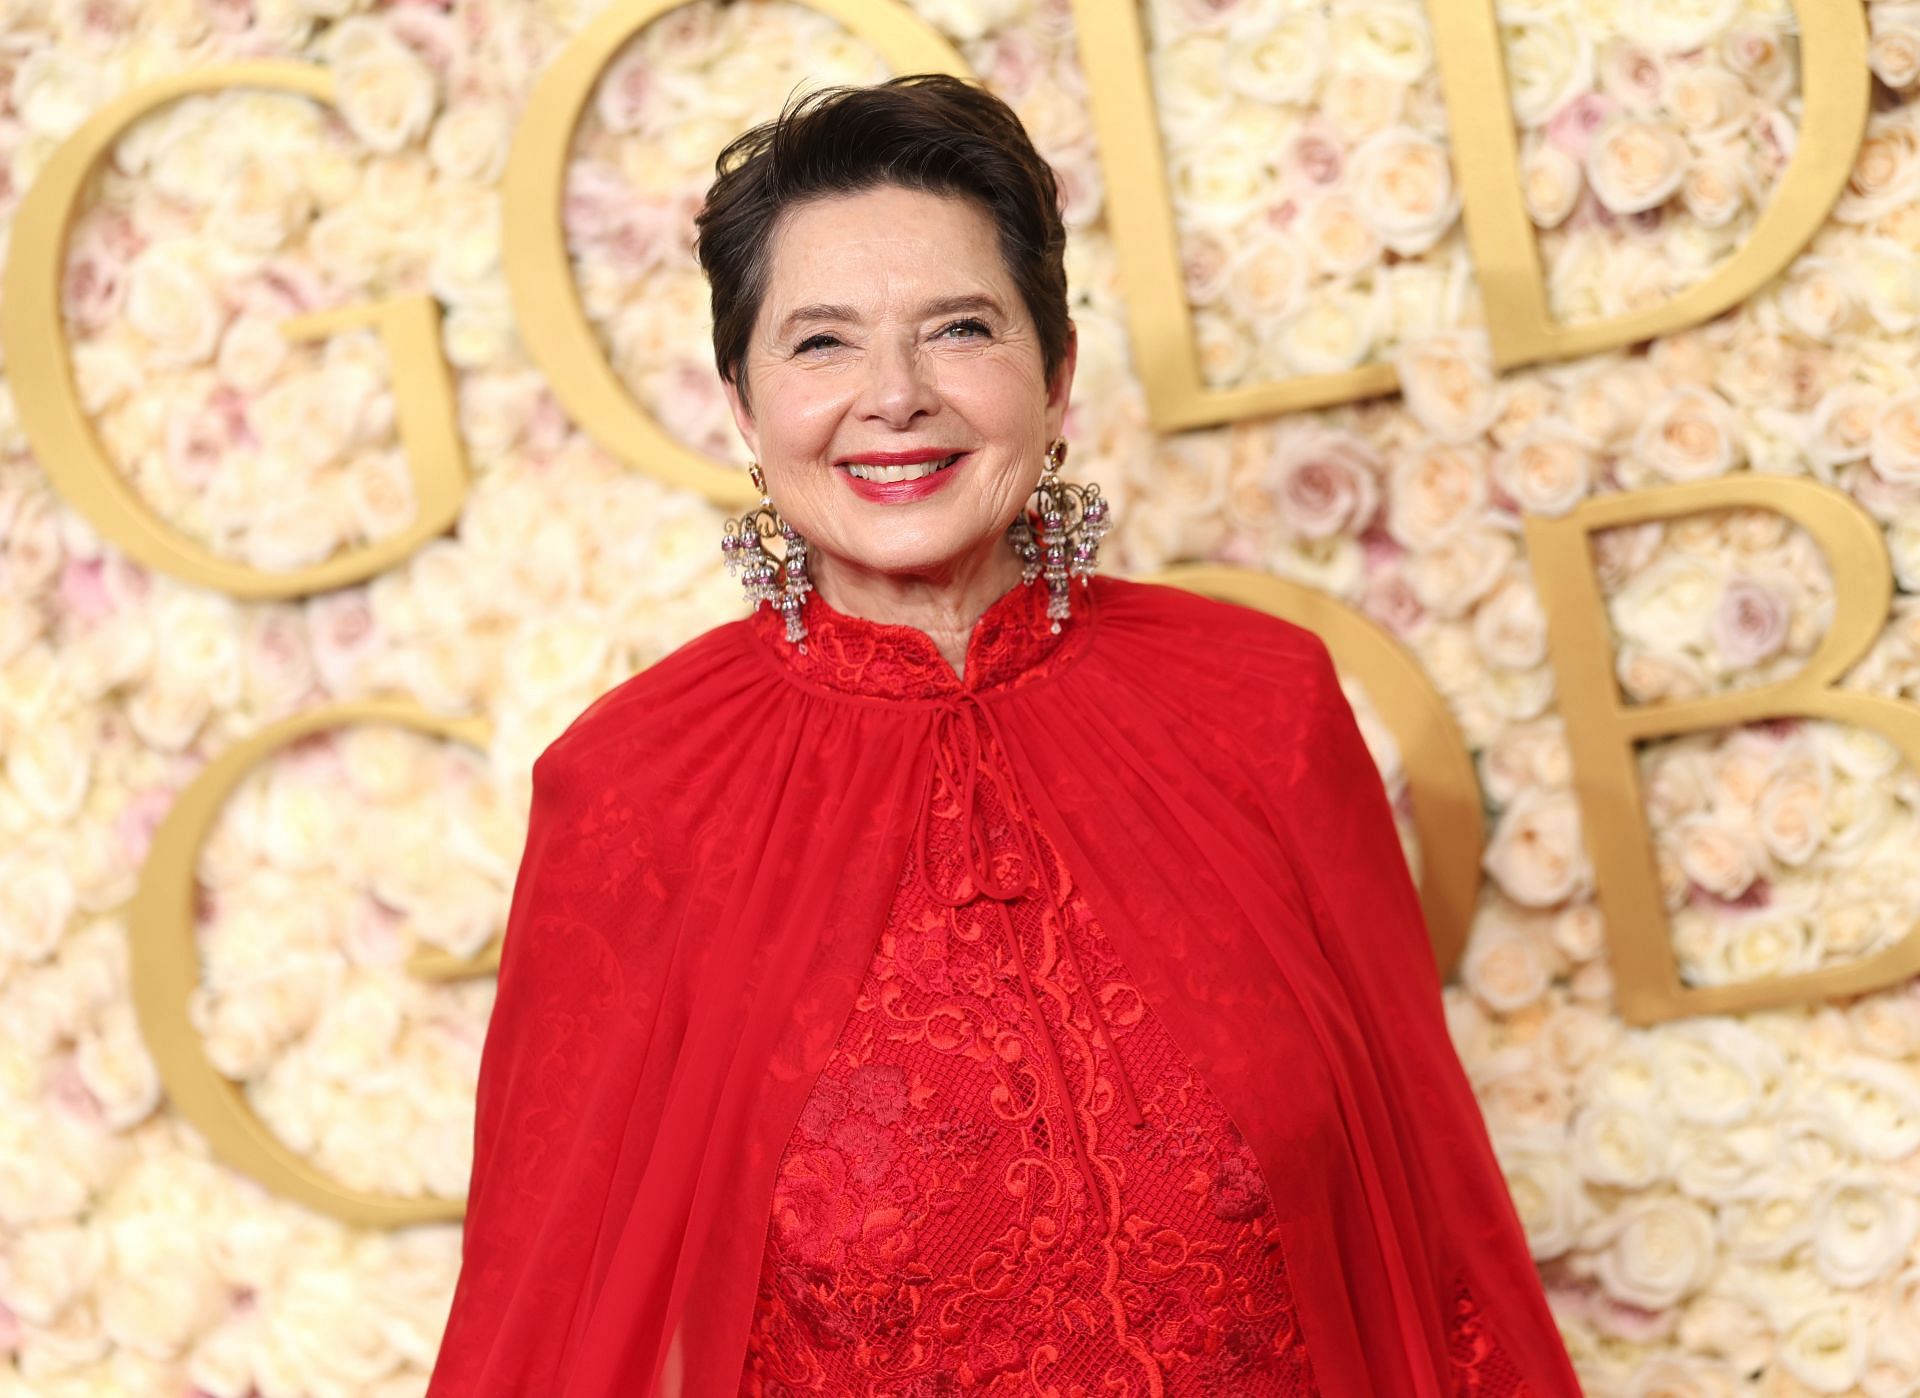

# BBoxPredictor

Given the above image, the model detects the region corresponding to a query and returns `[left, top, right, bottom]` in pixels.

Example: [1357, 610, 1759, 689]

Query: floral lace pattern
[736, 578, 1531, 1395]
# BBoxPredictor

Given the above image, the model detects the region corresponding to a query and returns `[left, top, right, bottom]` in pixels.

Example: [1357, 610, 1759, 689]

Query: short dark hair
[692, 74, 1071, 417]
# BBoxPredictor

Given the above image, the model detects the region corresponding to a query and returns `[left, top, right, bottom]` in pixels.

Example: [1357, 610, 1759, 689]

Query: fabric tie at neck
[911, 689, 1147, 1230]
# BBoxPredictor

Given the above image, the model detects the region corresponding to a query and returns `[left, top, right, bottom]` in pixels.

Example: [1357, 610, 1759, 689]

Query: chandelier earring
[1008, 437, 1111, 633]
[719, 461, 813, 651]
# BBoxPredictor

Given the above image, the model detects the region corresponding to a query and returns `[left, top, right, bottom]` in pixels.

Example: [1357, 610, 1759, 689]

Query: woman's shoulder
[1090, 573, 1336, 675]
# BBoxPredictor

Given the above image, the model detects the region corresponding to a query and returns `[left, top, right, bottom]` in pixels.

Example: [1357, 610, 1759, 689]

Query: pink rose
[1545, 92, 1621, 157]
[1712, 576, 1790, 670]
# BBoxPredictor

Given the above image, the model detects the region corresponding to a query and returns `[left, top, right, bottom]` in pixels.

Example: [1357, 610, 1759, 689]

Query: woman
[425, 76, 1580, 1397]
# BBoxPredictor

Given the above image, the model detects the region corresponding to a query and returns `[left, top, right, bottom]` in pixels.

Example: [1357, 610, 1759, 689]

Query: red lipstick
[835, 448, 970, 503]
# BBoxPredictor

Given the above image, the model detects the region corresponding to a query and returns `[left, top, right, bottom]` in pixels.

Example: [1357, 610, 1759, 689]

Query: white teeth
[844, 454, 961, 482]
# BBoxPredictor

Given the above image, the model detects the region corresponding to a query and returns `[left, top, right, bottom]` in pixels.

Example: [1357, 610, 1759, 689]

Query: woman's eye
[795, 333, 840, 354]
[938, 318, 991, 341]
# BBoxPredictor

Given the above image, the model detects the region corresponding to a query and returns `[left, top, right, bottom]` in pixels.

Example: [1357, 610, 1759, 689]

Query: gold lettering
[1437, 0, 1870, 369]
[500, 0, 975, 506]
[0, 63, 469, 599]
[1527, 476, 1919, 1025]
[1075, 0, 1869, 431]
[130, 700, 489, 1225]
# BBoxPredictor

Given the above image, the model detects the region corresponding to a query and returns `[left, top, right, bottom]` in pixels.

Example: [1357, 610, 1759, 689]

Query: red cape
[425, 572, 1580, 1396]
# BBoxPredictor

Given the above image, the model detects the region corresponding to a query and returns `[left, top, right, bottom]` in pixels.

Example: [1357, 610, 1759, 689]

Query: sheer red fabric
[424, 568, 1580, 1397]
[736, 644, 1525, 1395]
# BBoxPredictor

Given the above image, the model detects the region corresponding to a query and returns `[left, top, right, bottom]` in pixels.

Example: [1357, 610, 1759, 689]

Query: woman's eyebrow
[775, 294, 1006, 339]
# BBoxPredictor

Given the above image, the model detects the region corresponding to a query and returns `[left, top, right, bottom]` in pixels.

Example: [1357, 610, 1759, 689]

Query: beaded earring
[1008, 437, 1110, 633]
[719, 461, 813, 651]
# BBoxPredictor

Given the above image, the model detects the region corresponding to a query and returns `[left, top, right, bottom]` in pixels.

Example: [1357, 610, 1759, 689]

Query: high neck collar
[748, 571, 1090, 700]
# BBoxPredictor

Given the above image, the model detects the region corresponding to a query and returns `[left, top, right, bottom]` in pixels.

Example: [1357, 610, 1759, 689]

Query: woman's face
[722, 184, 1075, 585]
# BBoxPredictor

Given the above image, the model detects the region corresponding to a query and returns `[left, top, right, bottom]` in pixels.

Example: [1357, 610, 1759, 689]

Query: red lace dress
[735, 582, 1529, 1397]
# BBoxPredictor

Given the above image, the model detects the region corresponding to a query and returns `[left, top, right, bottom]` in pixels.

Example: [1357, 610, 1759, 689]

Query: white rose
[1806, 383, 1885, 468]
[5, 716, 91, 823]
[1778, 1308, 1865, 1395]
[1331, 0, 1434, 82]
[1266, 286, 1381, 375]
[1222, 10, 1326, 105]
[1777, 258, 1859, 342]
[1655, 1021, 1777, 1126]
[1813, 1057, 1920, 1160]
[1849, 237, 1920, 333]
[1169, 140, 1276, 228]
[1594, 1195, 1717, 1310]
[1619, 0, 1743, 54]
[1471, 576, 1548, 671]
[1717, 1184, 1812, 1261]
[1585, 117, 1688, 214]
[1321, 70, 1404, 143]
[1484, 787, 1593, 906]
[1397, 332, 1498, 443]
[1151, 38, 1233, 145]
[0, 854, 76, 965]
[125, 242, 225, 369]
[1194, 311, 1253, 388]
[428, 101, 510, 182]
[1346, 127, 1459, 255]
[216, 315, 292, 394]
[1811, 1177, 1918, 1288]
[1225, 236, 1307, 319]
[335, 34, 438, 153]
[1572, 1101, 1666, 1188]
[1498, 1151, 1584, 1259]
[75, 1002, 160, 1131]
[1503, 16, 1592, 128]
[1635, 385, 1742, 482]
[1408, 527, 1514, 619]
[1612, 553, 1719, 651]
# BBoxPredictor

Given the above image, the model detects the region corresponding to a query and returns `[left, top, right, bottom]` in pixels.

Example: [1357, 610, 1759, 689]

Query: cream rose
[1668, 812, 1764, 901]
[1811, 1177, 1918, 1288]
[1871, 391, 1920, 485]
[1224, 236, 1307, 319]
[1346, 127, 1459, 255]
[124, 242, 225, 370]
[1585, 116, 1689, 214]
[1397, 332, 1499, 444]
[1498, 1151, 1584, 1259]
[1388, 443, 1487, 547]
[1635, 386, 1742, 482]
[1836, 121, 1920, 226]
[1572, 1102, 1666, 1188]
[1495, 429, 1592, 516]
[1520, 141, 1583, 229]
[1266, 426, 1381, 541]
[1471, 576, 1549, 671]
[1298, 195, 1382, 278]
[1711, 575, 1790, 670]
[1321, 70, 1404, 143]
[1681, 156, 1749, 228]
[1462, 920, 1552, 1013]
[1872, 6, 1920, 90]
[1484, 788, 1594, 907]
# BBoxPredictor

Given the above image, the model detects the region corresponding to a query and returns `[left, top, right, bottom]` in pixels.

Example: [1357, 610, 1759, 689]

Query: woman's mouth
[841, 453, 964, 483]
[836, 452, 970, 502]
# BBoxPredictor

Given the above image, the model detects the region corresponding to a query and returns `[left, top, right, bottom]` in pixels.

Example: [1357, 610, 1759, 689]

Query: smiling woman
[423, 74, 1581, 1398]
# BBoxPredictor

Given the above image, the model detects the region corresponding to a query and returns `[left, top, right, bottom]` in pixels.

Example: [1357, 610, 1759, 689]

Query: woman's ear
[722, 373, 759, 460]
[1045, 320, 1079, 436]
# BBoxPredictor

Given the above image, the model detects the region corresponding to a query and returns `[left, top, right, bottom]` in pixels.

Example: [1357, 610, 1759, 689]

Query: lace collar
[748, 571, 1093, 700]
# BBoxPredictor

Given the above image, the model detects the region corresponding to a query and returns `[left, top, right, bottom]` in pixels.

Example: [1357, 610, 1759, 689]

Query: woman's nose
[860, 334, 942, 425]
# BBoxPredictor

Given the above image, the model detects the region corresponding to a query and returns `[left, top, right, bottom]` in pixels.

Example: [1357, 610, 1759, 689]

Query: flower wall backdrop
[3, 0, 1920, 1392]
